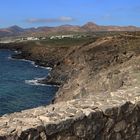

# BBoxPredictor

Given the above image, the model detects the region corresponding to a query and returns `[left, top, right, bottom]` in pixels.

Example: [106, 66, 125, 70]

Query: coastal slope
[1, 32, 140, 139]
[47, 33, 140, 103]
[7, 32, 140, 103]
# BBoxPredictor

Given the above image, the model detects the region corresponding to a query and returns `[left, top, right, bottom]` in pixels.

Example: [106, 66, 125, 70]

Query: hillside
[40, 32, 140, 103]
[5, 32, 140, 103]
[0, 22, 140, 37]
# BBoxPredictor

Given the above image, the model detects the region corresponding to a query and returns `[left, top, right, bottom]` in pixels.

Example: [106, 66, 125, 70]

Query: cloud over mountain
[26, 17, 75, 24]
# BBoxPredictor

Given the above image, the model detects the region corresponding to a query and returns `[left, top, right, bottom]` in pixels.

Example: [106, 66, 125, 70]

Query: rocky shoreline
[1, 33, 140, 103]
[1, 32, 140, 139]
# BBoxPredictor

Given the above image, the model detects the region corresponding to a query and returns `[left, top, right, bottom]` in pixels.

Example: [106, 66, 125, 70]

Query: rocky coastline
[1, 32, 140, 139]
[1, 33, 140, 103]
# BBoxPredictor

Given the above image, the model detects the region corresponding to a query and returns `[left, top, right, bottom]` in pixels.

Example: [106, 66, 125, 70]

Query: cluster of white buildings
[50, 35, 74, 39]
[16, 36, 45, 42]
[50, 35, 86, 39]
[26, 37, 39, 41]
[0, 37, 41, 44]
[0, 34, 88, 44]
[49, 34, 86, 40]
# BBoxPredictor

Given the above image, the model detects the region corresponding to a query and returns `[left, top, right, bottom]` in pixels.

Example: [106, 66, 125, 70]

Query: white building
[27, 37, 39, 41]
[50, 35, 74, 39]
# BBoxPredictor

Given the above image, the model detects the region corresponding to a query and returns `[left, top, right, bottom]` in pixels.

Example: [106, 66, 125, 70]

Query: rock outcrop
[50, 35, 140, 103]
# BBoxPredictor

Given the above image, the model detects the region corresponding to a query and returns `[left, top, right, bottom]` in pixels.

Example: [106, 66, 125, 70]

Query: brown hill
[0, 22, 140, 37]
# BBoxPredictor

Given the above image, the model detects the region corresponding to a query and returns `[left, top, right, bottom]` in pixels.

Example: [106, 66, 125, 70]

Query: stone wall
[0, 98, 140, 140]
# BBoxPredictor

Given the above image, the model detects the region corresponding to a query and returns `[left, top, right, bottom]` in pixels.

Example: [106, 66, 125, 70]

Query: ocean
[0, 49, 58, 116]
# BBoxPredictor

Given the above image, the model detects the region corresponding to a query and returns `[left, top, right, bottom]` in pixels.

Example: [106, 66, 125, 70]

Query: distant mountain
[0, 22, 140, 37]
[82, 22, 140, 32]
[8, 25, 25, 33]
[82, 22, 100, 31]
[0, 25, 25, 37]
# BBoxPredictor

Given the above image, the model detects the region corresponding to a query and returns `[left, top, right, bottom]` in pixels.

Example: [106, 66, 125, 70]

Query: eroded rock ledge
[0, 94, 140, 140]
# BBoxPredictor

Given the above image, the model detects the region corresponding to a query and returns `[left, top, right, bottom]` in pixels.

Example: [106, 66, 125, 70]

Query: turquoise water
[0, 50, 58, 116]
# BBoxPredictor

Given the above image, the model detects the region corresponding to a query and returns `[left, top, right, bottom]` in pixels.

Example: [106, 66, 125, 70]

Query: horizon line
[1, 21, 140, 29]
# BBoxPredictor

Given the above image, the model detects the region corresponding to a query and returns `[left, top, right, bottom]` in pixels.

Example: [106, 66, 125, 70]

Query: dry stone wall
[0, 98, 140, 140]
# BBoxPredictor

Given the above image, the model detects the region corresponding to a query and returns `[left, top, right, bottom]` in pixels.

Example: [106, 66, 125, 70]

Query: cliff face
[48, 35, 140, 103]
[6, 33, 140, 103]
[1, 33, 140, 103]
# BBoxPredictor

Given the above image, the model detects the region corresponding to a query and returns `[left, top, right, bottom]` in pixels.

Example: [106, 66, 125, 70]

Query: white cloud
[26, 16, 75, 23]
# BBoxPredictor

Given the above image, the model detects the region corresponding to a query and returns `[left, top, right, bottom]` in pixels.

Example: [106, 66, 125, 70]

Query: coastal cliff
[11, 33, 140, 103]
[1, 32, 140, 139]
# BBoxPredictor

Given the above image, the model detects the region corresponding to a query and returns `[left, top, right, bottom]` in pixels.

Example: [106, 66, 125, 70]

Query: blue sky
[0, 0, 140, 28]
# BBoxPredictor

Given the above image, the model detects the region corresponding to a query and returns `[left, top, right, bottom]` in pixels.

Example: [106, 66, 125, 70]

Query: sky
[0, 0, 140, 28]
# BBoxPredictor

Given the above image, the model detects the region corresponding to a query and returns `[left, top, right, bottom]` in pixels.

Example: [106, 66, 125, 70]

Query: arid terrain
[1, 31, 140, 103]
[1, 31, 140, 139]
[0, 22, 140, 37]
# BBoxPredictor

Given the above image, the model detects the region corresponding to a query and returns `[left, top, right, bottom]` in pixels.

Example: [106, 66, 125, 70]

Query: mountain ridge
[0, 22, 140, 37]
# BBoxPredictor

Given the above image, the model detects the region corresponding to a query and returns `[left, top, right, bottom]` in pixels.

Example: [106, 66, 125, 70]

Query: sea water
[0, 49, 58, 116]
